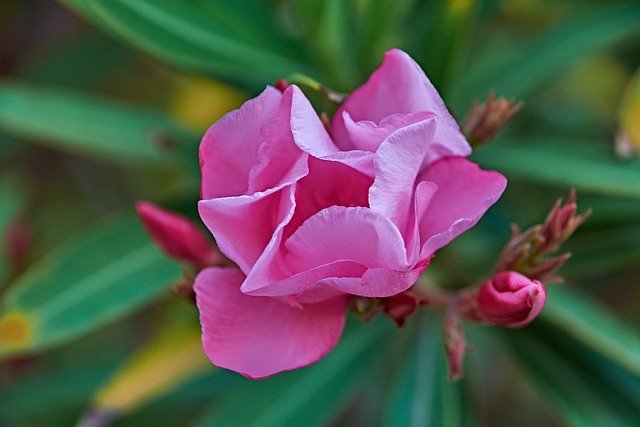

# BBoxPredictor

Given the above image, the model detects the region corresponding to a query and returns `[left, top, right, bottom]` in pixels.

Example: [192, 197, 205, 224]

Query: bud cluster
[496, 190, 591, 282]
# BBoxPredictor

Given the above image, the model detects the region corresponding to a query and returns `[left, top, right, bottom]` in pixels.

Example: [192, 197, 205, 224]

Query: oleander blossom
[195, 49, 507, 378]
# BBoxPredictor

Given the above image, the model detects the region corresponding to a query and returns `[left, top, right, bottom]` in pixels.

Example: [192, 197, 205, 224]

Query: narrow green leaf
[0, 171, 25, 286]
[0, 81, 198, 166]
[59, 0, 315, 85]
[191, 318, 393, 427]
[541, 285, 640, 377]
[315, 0, 359, 89]
[0, 212, 181, 357]
[471, 136, 640, 198]
[498, 324, 640, 426]
[453, 3, 640, 106]
[384, 314, 468, 427]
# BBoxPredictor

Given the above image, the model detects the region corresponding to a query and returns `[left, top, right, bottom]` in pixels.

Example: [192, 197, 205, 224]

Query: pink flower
[195, 49, 507, 378]
[476, 271, 546, 328]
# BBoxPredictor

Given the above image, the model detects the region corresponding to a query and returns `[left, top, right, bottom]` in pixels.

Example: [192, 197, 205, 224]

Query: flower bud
[135, 201, 221, 269]
[461, 91, 523, 146]
[477, 271, 546, 328]
[382, 292, 421, 328]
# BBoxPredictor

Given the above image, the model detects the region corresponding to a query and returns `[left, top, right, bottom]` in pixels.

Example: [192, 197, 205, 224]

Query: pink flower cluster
[195, 49, 507, 378]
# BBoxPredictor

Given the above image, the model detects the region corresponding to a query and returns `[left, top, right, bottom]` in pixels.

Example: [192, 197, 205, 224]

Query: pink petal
[136, 201, 220, 267]
[240, 157, 373, 294]
[417, 157, 507, 257]
[200, 87, 281, 199]
[369, 114, 437, 253]
[285, 206, 411, 272]
[195, 267, 348, 379]
[199, 185, 295, 275]
[288, 86, 340, 157]
[247, 86, 312, 194]
[245, 261, 367, 302]
[331, 49, 471, 165]
[342, 110, 436, 153]
[243, 206, 414, 298]
[284, 156, 373, 241]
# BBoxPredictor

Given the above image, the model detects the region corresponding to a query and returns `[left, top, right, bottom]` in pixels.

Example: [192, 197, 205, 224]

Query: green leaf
[541, 285, 640, 377]
[0, 81, 198, 166]
[471, 136, 640, 198]
[59, 0, 316, 85]
[0, 212, 181, 358]
[498, 323, 640, 426]
[453, 3, 640, 107]
[0, 171, 25, 286]
[383, 314, 470, 427]
[191, 318, 393, 427]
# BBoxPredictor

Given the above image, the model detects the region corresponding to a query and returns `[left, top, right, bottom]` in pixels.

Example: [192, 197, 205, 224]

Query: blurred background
[0, 0, 639, 426]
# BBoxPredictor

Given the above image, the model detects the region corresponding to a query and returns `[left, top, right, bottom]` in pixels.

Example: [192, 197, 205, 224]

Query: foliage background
[1, 0, 639, 426]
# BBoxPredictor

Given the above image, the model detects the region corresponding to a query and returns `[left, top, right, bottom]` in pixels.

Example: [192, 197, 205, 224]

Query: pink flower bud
[135, 201, 221, 269]
[477, 271, 546, 328]
[443, 314, 470, 380]
[3, 220, 32, 271]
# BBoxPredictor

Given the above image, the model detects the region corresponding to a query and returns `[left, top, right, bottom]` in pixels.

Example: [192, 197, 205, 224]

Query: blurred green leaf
[0, 360, 115, 427]
[0, 314, 137, 427]
[453, 2, 640, 107]
[472, 137, 640, 198]
[541, 285, 640, 377]
[314, 0, 358, 89]
[384, 314, 471, 427]
[0, 212, 180, 358]
[59, 0, 316, 85]
[498, 322, 640, 426]
[565, 224, 640, 277]
[18, 33, 133, 90]
[191, 318, 393, 427]
[352, 0, 416, 75]
[0, 171, 25, 286]
[87, 312, 211, 418]
[0, 81, 198, 166]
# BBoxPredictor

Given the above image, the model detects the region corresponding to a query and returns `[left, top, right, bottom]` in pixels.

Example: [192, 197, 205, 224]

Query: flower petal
[285, 206, 411, 272]
[342, 110, 436, 153]
[195, 267, 347, 379]
[369, 114, 437, 245]
[248, 86, 312, 194]
[418, 157, 507, 257]
[288, 86, 340, 157]
[200, 87, 281, 199]
[331, 49, 471, 165]
[199, 185, 295, 274]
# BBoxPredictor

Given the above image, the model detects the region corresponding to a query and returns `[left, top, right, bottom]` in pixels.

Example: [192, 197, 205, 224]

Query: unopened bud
[477, 271, 546, 328]
[274, 78, 290, 93]
[3, 220, 32, 271]
[135, 201, 221, 269]
[442, 314, 470, 380]
[462, 91, 523, 146]
[382, 292, 421, 328]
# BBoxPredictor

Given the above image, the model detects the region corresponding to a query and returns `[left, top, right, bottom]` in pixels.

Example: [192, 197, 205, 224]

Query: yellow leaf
[91, 316, 213, 415]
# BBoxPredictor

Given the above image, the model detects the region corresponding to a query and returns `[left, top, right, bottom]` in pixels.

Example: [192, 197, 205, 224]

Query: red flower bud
[382, 292, 421, 328]
[477, 271, 546, 328]
[135, 201, 221, 269]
